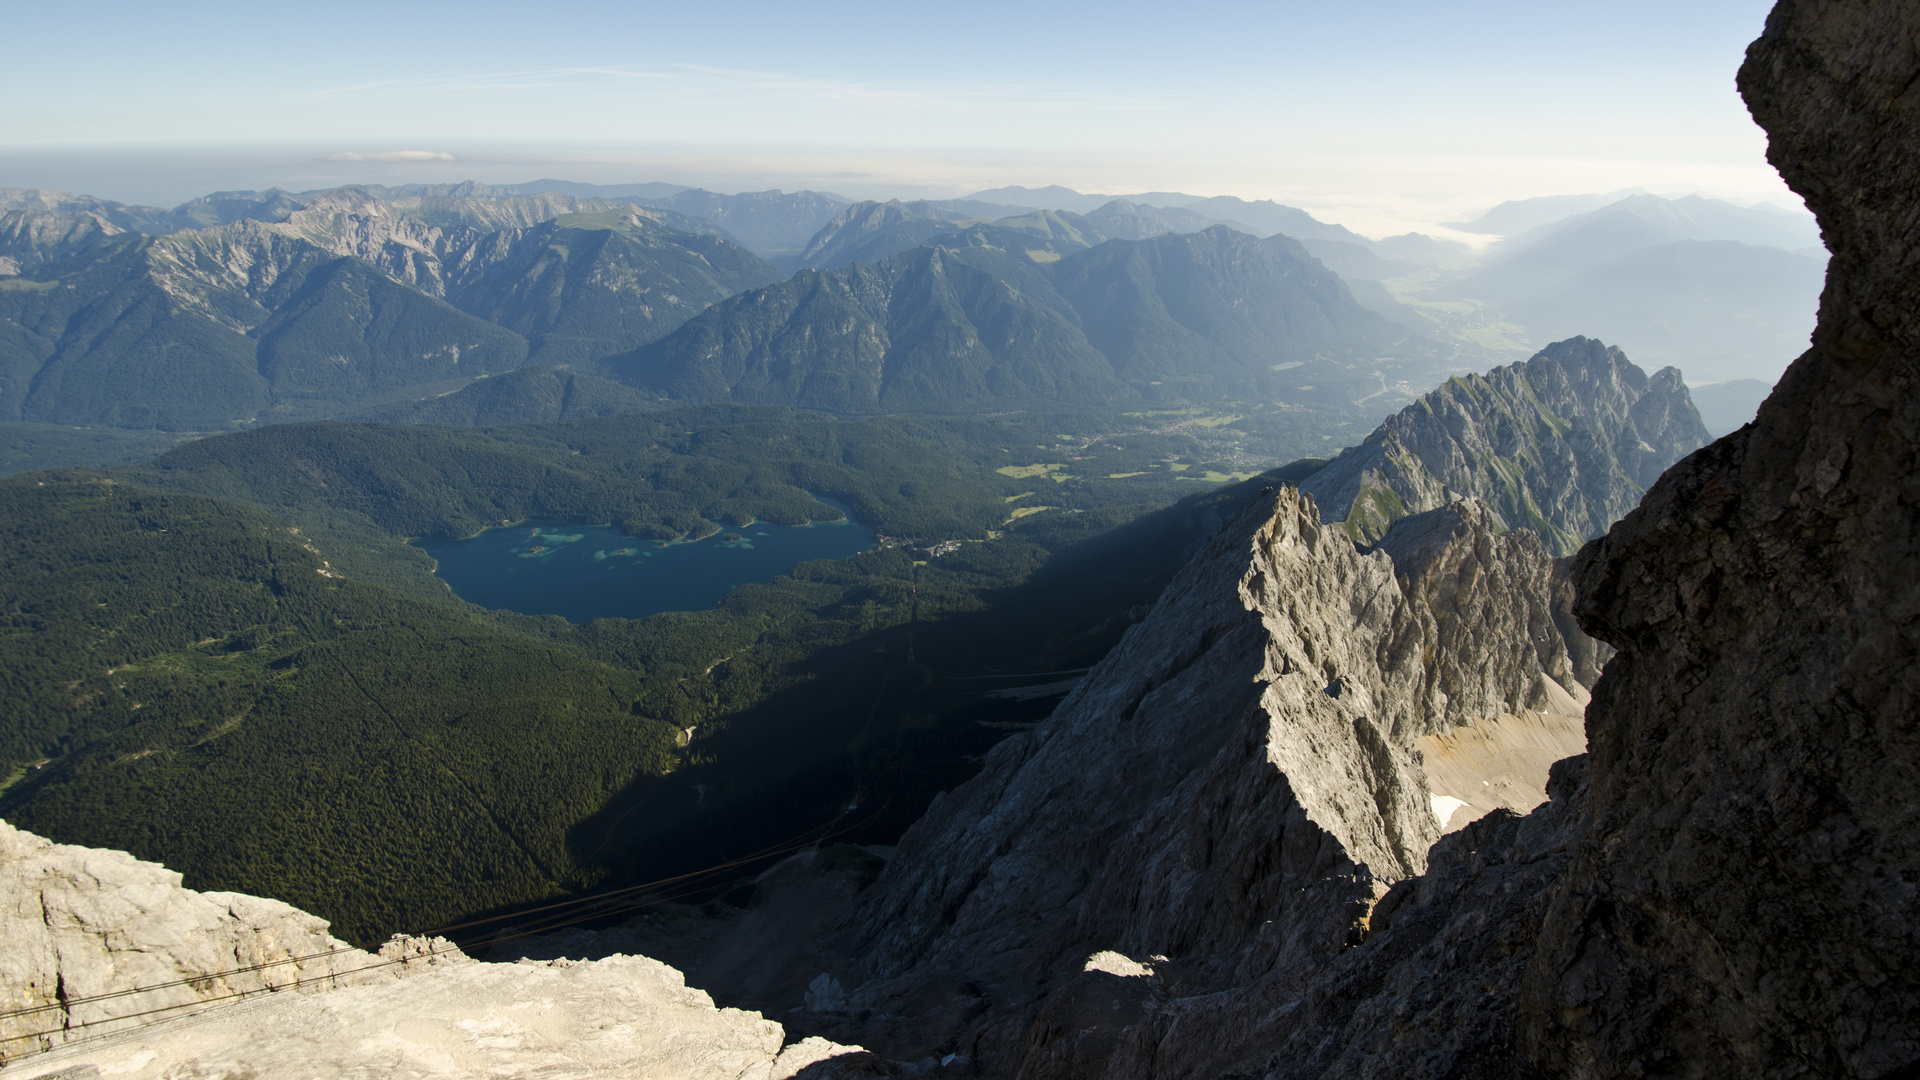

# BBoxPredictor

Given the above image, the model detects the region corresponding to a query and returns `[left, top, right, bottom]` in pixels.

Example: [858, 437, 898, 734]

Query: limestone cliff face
[819, 491, 1599, 1073]
[0, 818, 379, 1061]
[1302, 336, 1710, 555]
[1374, 500, 1602, 729]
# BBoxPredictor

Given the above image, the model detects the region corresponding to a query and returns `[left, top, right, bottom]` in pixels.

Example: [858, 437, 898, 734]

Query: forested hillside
[611, 225, 1443, 414]
[0, 479, 683, 941]
[0, 403, 1324, 944]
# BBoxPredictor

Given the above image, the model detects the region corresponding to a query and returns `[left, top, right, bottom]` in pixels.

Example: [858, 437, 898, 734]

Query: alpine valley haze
[2, 0, 1915, 1078]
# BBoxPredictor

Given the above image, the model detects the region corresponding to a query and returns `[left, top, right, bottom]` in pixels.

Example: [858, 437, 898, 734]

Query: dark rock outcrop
[1517, 2, 1920, 1073]
[1301, 336, 1710, 554]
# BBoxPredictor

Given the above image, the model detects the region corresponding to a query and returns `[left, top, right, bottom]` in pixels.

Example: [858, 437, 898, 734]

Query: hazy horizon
[2, 0, 1794, 239]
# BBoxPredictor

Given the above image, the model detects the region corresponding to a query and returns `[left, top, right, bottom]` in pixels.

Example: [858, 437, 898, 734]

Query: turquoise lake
[415, 508, 876, 623]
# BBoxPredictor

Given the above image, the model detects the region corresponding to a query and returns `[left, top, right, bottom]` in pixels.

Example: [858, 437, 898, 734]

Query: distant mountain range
[604, 224, 1442, 414]
[1445, 190, 1649, 235]
[789, 198, 1259, 272]
[0, 185, 1451, 430]
[0, 190, 782, 428]
[1458, 194, 1826, 383]
[961, 185, 1368, 243]
[1688, 377, 1772, 436]
[0, 178, 1825, 433]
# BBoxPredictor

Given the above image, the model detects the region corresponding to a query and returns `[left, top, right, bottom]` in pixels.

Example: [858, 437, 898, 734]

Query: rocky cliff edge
[0, 819, 862, 1078]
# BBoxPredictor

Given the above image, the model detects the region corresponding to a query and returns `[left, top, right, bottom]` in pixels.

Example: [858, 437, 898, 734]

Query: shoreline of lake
[413, 502, 875, 624]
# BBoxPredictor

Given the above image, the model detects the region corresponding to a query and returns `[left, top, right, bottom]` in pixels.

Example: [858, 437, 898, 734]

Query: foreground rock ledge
[0, 819, 862, 1079]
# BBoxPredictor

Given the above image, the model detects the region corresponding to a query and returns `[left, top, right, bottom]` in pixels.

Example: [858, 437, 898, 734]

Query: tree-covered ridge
[609, 225, 1444, 414]
[120, 407, 1020, 542]
[349, 366, 658, 426]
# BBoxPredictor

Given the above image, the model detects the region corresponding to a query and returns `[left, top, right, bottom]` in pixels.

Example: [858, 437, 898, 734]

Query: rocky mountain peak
[1302, 335, 1710, 553]
[966, 3, 1918, 1075]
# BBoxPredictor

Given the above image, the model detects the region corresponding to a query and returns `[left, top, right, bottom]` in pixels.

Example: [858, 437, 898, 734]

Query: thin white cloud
[326, 150, 456, 162]
[309, 62, 1166, 116]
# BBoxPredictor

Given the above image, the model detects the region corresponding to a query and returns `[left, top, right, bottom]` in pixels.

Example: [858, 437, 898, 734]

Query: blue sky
[0, 0, 1786, 235]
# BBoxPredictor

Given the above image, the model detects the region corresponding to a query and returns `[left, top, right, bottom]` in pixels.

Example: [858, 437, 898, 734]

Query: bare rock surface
[0, 817, 384, 1061]
[1372, 499, 1602, 730]
[1302, 336, 1709, 554]
[6, 952, 857, 1080]
[0, 820, 865, 1078]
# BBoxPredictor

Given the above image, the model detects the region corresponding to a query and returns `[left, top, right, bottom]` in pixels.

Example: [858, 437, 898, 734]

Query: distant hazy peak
[491, 178, 692, 201]
[961, 184, 1123, 213]
[1497, 191, 1824, 254]
[1446, 189, 1646, 235]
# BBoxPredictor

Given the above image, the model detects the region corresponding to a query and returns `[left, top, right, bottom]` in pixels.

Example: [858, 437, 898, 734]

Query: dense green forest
[0, 423, 198, 477]
[0, 405, 1329, 945]
[0, 480, 682, 940]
